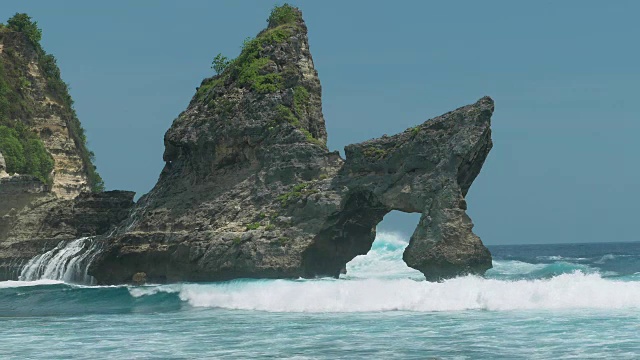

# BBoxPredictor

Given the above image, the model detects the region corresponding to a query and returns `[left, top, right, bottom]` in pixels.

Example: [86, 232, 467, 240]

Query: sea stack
[89, 5, 494, 284]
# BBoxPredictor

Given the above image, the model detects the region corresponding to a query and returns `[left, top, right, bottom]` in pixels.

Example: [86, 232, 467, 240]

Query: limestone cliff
[88, 5, 494, 284]
[0, 15, 125, 281]
[0, 14, 103, 197]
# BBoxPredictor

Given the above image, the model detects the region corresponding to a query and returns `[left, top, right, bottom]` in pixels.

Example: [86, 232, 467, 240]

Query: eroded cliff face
[0, 16, 121, 281]
[0, 24, 100, 198]
[89, 6, 494, 284]
[0, 190, 135, 280]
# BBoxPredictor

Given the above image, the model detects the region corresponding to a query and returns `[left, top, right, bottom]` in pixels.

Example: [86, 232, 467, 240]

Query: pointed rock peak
[266, 4, 305, 30]
[165, 4, 326, 166]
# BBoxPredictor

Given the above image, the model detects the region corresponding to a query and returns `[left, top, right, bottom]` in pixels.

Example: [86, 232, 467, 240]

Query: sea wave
[0, 281, 182, 316]
[174, 272, 640, 312]
[4, 231, 640, 315]
[3, 270, 640, 315]
[343, 231, 424, 280]
[486, 260, 602, 280]
[535, 255, 588, 261]
[0, 279, 64, 289]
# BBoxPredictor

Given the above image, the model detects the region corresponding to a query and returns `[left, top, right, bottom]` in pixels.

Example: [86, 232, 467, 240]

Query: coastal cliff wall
[0, 14, 103, 197]
[0, 15, 124, 280]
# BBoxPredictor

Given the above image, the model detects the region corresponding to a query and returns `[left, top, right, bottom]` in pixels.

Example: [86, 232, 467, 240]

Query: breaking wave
[172, 272, 640, 312]
[4, 232, 640, 315]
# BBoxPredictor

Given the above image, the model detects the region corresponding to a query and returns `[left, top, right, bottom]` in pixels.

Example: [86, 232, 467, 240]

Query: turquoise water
[2, 234, 640, 359]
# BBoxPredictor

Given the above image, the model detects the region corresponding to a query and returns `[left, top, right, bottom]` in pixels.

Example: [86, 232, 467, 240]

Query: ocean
[1, 233, 640, 359]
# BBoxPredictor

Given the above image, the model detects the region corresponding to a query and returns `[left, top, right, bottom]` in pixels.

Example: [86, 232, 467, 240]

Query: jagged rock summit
[89, 5, 494, 284]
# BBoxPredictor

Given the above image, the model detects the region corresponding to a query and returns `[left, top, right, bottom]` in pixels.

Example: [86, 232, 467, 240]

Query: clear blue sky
[3, 1, 639, 245]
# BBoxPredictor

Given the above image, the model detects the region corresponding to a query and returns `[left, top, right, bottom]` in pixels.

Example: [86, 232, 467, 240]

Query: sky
[2, 1, 639, 245]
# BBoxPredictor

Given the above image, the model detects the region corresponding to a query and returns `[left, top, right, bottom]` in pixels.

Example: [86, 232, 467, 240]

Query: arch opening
[343, 211, 424, 280]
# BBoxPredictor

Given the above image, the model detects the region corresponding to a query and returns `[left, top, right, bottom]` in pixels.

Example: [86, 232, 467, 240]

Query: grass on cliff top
[197, 4, 324, 147]
[0, 13, 104, 191]
[267, 3, 301, 27]
[199, 4, 302, 98]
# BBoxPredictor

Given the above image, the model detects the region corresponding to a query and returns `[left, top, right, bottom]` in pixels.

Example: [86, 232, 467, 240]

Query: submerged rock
[89, 6, 494, 284]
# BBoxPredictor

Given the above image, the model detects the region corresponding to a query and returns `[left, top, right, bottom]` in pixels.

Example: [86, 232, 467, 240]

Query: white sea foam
[536, 255, 588, 261]
[14, 230, 640, 314]
[488, 260, 547, 274]
[126, 232, 640, 312]
[128, 284, 183, 297]
[343, 231, 424, 280]
[173, 272, 640, 312]
[594, 253, 629, 264]
[0, 279, 64, 289]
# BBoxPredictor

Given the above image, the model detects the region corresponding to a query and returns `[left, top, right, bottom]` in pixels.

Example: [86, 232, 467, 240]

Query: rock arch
[87, 5, 495, 285]
[302, 97, 494, 280]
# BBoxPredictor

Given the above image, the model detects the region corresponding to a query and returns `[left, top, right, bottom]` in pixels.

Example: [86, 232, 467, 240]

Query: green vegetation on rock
[267, 3, 301, 27]
[0, 124, 53, 183]
[275, 91, 323, 146]
[246, 222, 261, 230]
[277, 104, 298, 126]
[0, 13, 104, 191]
[277, 182, 308, 206]
[200, 4, 302, 100]
[6, 13, 41, 46]
[198, 5, 324, 148]
[293, 86, 309, 115]
[211, 53, 230, 74]
[277, 182, 319, 207]
[363, 146, 388, 160]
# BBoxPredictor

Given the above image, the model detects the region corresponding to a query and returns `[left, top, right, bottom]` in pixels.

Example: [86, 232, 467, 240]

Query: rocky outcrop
[0, 174, 48, 216]
[0, 19, 103, 197]
[0, 7, 494, 284]
[0, 15, 115, 280]
[88, 6, 494, 284]
[0, 190, 135, 280]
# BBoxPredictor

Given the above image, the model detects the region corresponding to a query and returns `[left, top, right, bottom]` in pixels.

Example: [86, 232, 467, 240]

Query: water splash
[19, 237, 100, 284]
[123, 272, 640, 313]
[344, 231, 424, 280]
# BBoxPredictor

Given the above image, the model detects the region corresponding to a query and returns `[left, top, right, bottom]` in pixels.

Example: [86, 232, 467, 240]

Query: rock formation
[0, 7, 495, 284]
[88, 6, 494, 284]
[0, 16, 103, 197]
[0, 15, 122, 280]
